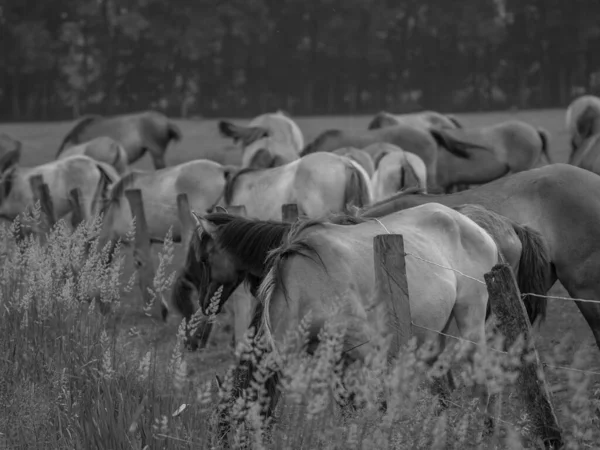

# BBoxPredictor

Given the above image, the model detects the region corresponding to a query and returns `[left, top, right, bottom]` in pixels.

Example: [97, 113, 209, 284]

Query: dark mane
[301, 129, 342, 156]
[207, 213, 292, 274]
[56, 115, 102, 156]
[108, 171, 138, 204]
[223, 167, 263, 205]
[367, 186, 435, 209]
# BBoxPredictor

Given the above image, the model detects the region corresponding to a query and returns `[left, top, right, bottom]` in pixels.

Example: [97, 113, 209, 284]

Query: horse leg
[419, 320, 455, 411]
[230, 285, 255, 351]
[148, 149, 167, 170]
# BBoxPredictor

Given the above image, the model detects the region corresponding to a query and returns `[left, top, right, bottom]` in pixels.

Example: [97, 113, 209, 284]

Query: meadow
[1, 109, 599, 449]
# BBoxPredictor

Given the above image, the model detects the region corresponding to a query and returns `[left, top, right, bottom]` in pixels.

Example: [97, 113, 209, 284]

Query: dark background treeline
[1, 0, 599, 121]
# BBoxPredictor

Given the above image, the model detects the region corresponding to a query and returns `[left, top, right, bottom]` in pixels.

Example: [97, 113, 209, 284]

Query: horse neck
[362, 193, 430, 217]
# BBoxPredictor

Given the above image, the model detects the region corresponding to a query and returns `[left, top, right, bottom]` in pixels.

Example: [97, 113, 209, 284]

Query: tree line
[1, 0, 599, 121]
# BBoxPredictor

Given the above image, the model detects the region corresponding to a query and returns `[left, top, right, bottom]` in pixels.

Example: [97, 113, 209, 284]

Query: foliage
[2, 0, 600, 120]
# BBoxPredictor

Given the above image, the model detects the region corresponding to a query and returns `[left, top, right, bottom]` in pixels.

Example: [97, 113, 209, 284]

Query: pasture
[1, 108, 599, 449]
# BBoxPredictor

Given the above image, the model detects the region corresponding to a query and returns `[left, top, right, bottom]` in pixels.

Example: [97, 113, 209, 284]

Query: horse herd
[4, 95, 600, 438]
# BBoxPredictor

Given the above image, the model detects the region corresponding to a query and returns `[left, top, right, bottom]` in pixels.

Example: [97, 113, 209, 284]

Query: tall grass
[0, 209, 598, 449]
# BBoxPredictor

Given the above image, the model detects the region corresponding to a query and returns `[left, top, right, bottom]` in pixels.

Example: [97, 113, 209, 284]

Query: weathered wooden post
[372, 234, 412, 358]
[176, 193, 194, 249]
[29, 174, 55, 231]
[484, 263, 562, 448]
[282, 203, 299, 223]
[68, 188, 85, 229]
[227, 205, 247, 217]
[125, 189, 156, 313]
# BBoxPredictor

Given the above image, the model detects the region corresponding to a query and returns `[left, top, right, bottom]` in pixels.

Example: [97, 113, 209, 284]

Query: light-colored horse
[360, 163, 600, 352]
[56, 111, 182, 170]
[370, 147, 427, 201]
[215, 203, 500, 438]
[566, 95, 600, 154]
[221, 152, 372, 219]
[218, 111, 304, 169]
[425, 120, 552, 191]
[0, 148, 118, 224]
[98, 159, 230, 248]
[332, 147, 375, 178]
[57, 136, 129, 175]
[301, 125, 486, 192]
[368, 110, 463, 131]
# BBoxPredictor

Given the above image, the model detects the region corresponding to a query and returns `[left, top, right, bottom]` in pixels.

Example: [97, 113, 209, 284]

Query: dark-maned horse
[56, 111, 182, 170]
[367, 110, 463, 131]
[360, 163, 600, 352]
[300, 124, 488, 192]
[566, 95, 600, 154]
[57, 136, 129, 175]
[218, 111, 304, 169]
[215, 203, 501, 440]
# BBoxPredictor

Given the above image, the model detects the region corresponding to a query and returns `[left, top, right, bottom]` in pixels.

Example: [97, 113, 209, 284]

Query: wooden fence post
[68, 188, 85, 229]
[484, 263, 562, 448]
[125, 189, 156, 313]
[176, 193, 194, 249]
[372, 234, 412, 358]
[227, 205, 247, 217]
[29, 174, 55, 231]
[282, 203, 298, 223]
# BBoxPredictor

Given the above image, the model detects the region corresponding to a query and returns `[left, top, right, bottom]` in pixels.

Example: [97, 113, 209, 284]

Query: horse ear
[214, 205, 228, 213]
[0, 147, 21, 174]
[191, 211, 218, 239]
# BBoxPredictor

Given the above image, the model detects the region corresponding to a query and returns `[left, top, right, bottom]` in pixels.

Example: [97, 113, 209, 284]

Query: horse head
[570, 105, 600, 163]
[0, 147, 22, 216]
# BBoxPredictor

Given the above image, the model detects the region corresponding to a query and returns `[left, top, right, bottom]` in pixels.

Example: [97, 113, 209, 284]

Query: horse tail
[512, 223, 551, 325]
[446, 115, 463, 129]
[368, 112, 386, 130]
[218, 120, 269, 147]
[167, 121, 182, 143]
[430, 128, 491, 159]
[536, 127, 552, 164]
[89, 161, 118, 222]
[56, 115, 101, 157]
[400, 153, 420, 190]
[344, 160, 372, 209]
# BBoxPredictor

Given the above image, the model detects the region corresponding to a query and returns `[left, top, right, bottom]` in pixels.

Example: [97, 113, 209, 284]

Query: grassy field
[1, 109, 599, 449]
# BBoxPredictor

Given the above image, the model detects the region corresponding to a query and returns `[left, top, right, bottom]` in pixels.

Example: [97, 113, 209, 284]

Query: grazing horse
[97, 159, 230, 251]
[332, 147, 375, 178]
[218, 111, 304, 169]
[56, 111, 182, 170]
[566, 95, 600, 153]
[300, 124, 487, 192]
[360, 163, 600, 352]
[57, 136, 129, 175]
[220, 152, 372, 219]
[0, 133, 21, 158]
[170, 213, 292, 349]
[216, 203, 500, 440]
[366, 143, 428, 200]
[367, 110, 463, 131]
[0, 148, 118, 224]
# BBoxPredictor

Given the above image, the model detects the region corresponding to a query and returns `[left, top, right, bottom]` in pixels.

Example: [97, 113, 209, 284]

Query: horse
[170, 212, 292, 349]
[360, 163, 600, 352]
[218, 111, 304, 169]
[422, 120, 552, 191]
[300, 124, 488, 192]
[219, 152, 372, 220]
[367, 110, 463, 131]
[0, 133, 21, 158]
[332, 147, 375, 178]
[215, 203, 501, 440]
[56, 136, 129, 175]
[566, 95, 600, 154]
[56, 111, 182, 170]
[0, 147, 119, 225]
[366, 143, 428, 200]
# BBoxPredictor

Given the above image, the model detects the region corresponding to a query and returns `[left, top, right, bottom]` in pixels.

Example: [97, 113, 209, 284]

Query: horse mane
[301, 129, 341, 156]
[56, 115, 102, 156]
[223, 167, 262, 205]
